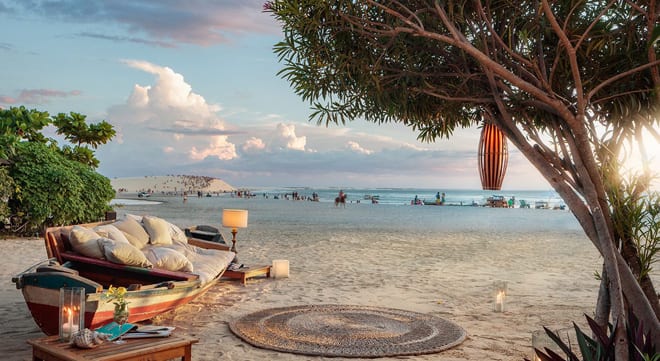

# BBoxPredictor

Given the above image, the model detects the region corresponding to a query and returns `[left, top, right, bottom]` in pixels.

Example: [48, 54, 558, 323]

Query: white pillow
[113, 217, 150, 249]
[166, 221, 188, 244]
[98, 238, 153, 268]
[125, 213, 143, 222]
[143, 246, 193, 272]
[94, 224, 130, 244]
[69, 226, 104, 259]
[142, 216, 172, 245]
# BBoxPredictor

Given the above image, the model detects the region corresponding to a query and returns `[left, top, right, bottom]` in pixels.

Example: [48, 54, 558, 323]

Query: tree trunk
[620, 237, 660, 320]
[595, 265, 611, 333]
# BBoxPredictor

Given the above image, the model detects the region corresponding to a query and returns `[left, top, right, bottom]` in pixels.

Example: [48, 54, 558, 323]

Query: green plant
[0, 167, 14, 222]
[8, 141, 114, 234]
[527, 313, 657, 361]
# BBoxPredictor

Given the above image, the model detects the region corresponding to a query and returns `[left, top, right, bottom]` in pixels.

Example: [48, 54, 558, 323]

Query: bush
[8, 141, 114, 234]
[0, 166, 14, 222]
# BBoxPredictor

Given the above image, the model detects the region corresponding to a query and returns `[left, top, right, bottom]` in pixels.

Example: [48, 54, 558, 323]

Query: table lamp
[222, 209, 248, 261]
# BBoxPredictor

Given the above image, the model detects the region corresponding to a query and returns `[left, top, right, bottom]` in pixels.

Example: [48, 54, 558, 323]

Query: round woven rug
[229, 304, 467, 358]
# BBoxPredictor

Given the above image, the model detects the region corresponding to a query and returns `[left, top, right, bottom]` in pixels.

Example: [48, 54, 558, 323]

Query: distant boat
[486, 195, 508, 208]
[535, 201, 549, 209]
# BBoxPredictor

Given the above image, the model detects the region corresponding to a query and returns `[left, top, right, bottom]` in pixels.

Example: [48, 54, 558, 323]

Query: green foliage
[528, 313, 657, 361]
[0, 106, 115, 168]
[267, 0, 658, 140]
[0, 167, 14, 221]
[52, 112, 115, 167]
[0, 106, 51, 158]
[8, 141, 114, 234]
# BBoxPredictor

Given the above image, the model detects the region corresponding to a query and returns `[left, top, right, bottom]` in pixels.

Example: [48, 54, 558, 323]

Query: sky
[0, 1, 585, 190]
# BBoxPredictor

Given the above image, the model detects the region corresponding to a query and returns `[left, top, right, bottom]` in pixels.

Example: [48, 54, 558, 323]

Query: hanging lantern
[478, 123, 508, 190]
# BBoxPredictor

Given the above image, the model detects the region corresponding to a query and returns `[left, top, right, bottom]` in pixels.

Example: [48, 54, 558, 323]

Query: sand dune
[110, 175, 234, 195]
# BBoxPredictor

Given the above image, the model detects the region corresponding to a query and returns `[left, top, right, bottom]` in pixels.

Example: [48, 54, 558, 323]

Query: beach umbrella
[478, 123, 508, 190]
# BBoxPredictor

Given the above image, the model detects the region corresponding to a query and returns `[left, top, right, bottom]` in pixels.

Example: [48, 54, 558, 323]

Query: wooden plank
[28, 335, 198, 361]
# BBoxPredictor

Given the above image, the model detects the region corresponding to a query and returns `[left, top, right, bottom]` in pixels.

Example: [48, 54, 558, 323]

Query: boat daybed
[13, 215, 235, 335]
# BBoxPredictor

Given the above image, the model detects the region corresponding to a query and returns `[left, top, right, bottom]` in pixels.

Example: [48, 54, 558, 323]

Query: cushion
[69, 226, 104, 259]
[93, 224, 130, 244]
[142, 216, 172, 245]
[125, 213, 143, 222]
[143, 246, 193, 272]
[167, 221, 188, 244]
[98, 238, 153, 268]
[113, 217, 150, 249]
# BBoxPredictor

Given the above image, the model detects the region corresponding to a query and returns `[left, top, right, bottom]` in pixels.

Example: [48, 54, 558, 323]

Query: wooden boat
[12, 221, 232, 336]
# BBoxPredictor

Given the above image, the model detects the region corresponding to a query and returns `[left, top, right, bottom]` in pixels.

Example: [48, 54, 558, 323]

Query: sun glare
[620, 128, 660, 189]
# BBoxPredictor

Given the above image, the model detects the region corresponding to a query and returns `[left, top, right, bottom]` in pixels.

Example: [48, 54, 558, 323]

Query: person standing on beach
[435, 192, 441, 205]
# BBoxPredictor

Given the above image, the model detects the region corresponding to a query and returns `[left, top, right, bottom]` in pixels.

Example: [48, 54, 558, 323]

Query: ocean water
[232, 187, 564, 207]
[113, 188, 581, 239]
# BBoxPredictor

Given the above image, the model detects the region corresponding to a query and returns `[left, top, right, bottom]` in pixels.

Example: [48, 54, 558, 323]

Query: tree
[8, 141, 114, 232]
[0, 106, 116, 233]
[0, 166, 14, 223]
[267, 0, 660, 358]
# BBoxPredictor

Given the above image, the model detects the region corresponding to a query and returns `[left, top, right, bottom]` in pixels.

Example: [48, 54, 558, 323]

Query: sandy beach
[3, 190, 656, 360]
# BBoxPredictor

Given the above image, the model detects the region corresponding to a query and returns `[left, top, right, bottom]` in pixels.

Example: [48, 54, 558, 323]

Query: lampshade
[222, 209, 248, 229]
[478, 123, 509, 191]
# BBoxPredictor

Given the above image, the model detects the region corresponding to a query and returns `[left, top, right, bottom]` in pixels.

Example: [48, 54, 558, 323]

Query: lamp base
[230, 229, 238, 263]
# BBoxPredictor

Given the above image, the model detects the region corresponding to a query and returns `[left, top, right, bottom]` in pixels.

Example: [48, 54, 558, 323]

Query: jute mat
[229, 304, 467, 358]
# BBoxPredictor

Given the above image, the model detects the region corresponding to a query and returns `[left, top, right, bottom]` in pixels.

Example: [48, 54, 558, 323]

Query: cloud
[346, 141, 373, 155]
[0, 89, 81, 105]
[109, 60, 223, 129]
[95, 61, 549, 189]
[100, 60, 238, 173]
[274, 123, 307, 151]
[77, 32, 176, 48]
[189, 136, 236, 161]
[242, 137, 266, 152]
[5, 1, 279, 47]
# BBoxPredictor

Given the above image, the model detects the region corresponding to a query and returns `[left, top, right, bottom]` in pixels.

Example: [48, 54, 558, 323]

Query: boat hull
[16, 267, 216, 336]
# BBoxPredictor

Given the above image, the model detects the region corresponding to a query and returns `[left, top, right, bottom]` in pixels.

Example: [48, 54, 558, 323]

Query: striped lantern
[478, 123, 509, 190]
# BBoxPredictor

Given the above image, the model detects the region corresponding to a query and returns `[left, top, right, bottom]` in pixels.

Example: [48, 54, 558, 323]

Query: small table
[223, 265, 271, 285]
[28, 334, 198, 361]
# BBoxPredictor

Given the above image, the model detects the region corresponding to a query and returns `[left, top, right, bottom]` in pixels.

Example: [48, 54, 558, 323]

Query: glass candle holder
[493, 281, 507, 312]
[59, 287, 85, 342]
[272, 259, 290, 278]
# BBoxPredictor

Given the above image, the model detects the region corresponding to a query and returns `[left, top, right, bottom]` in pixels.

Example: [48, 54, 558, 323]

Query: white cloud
[346, 141, 373, 155]
[121, 60, 221, 118]
[275, 123, 307, 151]
[101, 60, 238, 172]
[189, 136, 236, 161]
[242, 137, 266, 152]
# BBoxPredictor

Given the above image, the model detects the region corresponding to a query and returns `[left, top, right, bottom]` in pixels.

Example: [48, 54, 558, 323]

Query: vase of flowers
[105, 285, 130, 344]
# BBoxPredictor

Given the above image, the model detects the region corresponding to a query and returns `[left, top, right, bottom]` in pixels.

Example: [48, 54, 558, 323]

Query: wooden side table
[28, 334, 198, 361]
[223, 265, 271, 285]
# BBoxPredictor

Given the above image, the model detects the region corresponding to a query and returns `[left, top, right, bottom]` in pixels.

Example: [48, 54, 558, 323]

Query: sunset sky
[0, 1, 599, 190]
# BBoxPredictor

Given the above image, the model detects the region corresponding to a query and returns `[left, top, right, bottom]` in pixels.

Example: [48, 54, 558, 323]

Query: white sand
[2, 230, 607, 361]
[110, 175, 234, 194]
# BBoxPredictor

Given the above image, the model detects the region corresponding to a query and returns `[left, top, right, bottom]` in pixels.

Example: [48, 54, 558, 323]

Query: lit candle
[61, 307, 79, 338]
[495, 290, 505, 312]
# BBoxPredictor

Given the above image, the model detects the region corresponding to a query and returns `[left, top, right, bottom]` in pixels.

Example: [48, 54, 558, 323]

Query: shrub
[8, 141, 114, 234]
